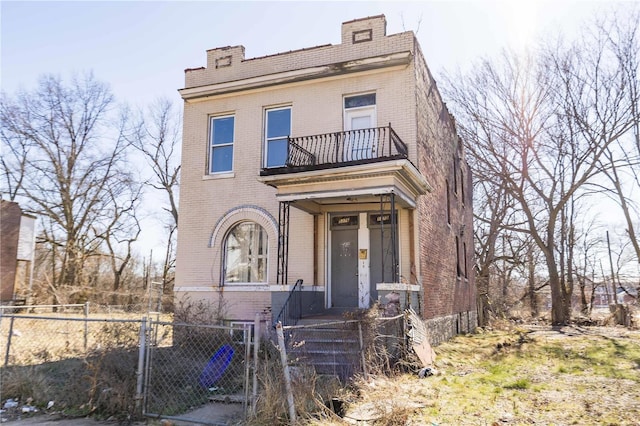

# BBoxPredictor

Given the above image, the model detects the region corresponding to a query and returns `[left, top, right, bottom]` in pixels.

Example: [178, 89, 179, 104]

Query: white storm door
[343, 93, 377, 161]
[344, 107, 376, 161]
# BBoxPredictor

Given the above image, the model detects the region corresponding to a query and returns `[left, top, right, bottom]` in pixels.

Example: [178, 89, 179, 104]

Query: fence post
[135, 317, 147, 414]
[4, 316, 15, 367]
[252, 313, 260, 413]
[276, 322, 296, 425]
[84, 302, 89, 352]
[358, 321, 368, 380]
[243, 324, 252, 414]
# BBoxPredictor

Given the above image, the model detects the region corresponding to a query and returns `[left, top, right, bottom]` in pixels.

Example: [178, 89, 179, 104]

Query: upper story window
[446, 179, 451, 225]
[460, 169, 465, 205]
[453, 156, 458, 195]
[463, 241, 468, 278]
[344, 93, 376, 109]
[455, 236, 462, 277]
[223, 221, 268, 284]
[209, 115, 234, 173]
[264, 107, 291, 168]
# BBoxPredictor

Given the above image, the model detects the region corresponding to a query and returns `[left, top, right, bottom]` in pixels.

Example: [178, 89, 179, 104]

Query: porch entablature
[257, 159, 431, 214]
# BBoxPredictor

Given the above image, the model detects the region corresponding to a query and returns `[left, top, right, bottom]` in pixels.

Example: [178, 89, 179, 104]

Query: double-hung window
[264, 107, 291, 168]
[209, 115, 234, 173]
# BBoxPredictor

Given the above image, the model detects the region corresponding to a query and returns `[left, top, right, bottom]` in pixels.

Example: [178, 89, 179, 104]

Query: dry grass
[0, 312, 169, 421]
[0, 312, 171, 366]
[310, 324, 640, 425]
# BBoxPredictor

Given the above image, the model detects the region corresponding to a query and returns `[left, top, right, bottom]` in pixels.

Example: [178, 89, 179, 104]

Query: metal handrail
[287, 125, 407, 167]
[262, 125, 408, 175]
[274, 279, 303, 327]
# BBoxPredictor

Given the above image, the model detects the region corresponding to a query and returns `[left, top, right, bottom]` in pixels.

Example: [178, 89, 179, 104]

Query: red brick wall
[412, 40, 476, 320]
[1, 200, 21, 301]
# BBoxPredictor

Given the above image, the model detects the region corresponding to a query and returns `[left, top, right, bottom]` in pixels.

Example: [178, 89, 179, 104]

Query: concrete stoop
[284, 320, 363, 379]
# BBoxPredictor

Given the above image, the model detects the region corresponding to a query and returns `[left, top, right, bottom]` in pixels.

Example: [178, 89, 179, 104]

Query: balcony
[260, 125, 408, 176]
[258, 125, 430, 214]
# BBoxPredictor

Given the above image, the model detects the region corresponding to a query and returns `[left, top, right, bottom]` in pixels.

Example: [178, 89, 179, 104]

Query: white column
[357, 212, 370, 309]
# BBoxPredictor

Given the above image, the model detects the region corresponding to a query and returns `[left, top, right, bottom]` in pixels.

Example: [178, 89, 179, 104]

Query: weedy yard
[2, 313, 640, 426]
[307, 325, 640, 426]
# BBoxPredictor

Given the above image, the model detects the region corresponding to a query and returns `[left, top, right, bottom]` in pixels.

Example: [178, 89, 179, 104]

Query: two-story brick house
[175, 15, 476, 342]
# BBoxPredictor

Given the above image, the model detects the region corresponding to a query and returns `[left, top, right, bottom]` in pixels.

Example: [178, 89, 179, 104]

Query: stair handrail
[274, 279, 303, 328]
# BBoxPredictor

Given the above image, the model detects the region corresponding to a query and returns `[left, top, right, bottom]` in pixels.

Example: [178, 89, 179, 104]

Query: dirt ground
[0, 415, 123, 426]
[2, 409, 243, 426]
[323, 324, 640, 426]
[1, 401, 244, 426]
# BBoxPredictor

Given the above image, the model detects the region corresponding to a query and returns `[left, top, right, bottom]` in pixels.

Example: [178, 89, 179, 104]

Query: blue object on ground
[198, 344, 234, 388]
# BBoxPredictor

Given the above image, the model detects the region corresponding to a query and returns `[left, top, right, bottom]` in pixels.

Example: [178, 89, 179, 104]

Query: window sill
[203, 172, 235, 180]
[222, 284, 270, 291]
[269, 284, 324, 292]
[174, 284, 326, 292]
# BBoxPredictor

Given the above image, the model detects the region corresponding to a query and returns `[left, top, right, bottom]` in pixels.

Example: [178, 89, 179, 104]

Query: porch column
[358, 212, 370, 309]
[277, 201, 290, 285]
[390, 192, 399, 282]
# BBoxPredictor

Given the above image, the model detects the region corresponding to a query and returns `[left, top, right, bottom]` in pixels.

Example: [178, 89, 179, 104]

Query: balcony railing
[261, 125, 408, 175]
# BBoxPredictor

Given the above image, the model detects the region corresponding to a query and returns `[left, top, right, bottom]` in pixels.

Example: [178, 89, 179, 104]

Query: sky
[0, 0, 631, 258]
[1, 0, 613, 107]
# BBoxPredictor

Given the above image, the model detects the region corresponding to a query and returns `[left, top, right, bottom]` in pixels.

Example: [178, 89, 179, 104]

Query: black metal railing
[261, 125, 408, 175]
[274, 279, 304, 327]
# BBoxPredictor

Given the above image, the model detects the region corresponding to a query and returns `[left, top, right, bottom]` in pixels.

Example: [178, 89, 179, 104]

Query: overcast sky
[1, 0, 613, 107]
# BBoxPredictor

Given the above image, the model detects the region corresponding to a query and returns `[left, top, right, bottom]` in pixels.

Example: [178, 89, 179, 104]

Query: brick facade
[1, 200, 22, 301]
[413, 42, 476, 323]
[176, 15, 476, 340]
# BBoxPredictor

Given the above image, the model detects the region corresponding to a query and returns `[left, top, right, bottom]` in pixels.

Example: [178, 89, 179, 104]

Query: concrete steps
[285, 320, 363, 379]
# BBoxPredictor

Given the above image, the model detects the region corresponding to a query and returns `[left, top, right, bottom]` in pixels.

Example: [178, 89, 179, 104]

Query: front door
[344, 93, 377, 161]
[368, 212, 399, 301]
[330, 214, 359, 307]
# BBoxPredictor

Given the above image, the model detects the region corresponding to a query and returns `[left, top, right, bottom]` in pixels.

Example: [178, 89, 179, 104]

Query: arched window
[223, 222, 268, 284]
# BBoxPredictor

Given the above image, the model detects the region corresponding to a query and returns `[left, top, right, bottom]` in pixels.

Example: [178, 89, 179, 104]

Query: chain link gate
[142, 319, 253, 425]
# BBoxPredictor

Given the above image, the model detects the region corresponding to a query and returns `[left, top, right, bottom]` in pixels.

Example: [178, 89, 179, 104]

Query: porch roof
[257, 159, 431, 213]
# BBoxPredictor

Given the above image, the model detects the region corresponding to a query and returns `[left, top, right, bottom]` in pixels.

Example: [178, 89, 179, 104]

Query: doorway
[368, 212, 398, 302]
[330, 214, 359, 308]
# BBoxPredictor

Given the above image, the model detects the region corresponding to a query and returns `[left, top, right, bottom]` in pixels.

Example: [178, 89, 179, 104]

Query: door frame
[327, 212, 362, 309]
[326, 211, 401, 309]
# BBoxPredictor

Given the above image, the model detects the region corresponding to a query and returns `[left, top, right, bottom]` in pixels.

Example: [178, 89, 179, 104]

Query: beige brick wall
[176, 65, 418, 317]
[176, 15, 475, 326]
[184, 17, 414, 90]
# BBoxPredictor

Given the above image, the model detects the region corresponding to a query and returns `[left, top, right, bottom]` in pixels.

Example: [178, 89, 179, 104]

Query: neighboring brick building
[175, 15, 476, 342]
[0, 200, 36, 303]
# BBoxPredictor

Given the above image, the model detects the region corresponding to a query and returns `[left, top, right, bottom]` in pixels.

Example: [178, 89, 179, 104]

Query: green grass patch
[503, 378, 531, 390]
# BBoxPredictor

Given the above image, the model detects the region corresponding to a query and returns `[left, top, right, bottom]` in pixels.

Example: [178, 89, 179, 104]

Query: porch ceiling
[257, 159, 431, 213]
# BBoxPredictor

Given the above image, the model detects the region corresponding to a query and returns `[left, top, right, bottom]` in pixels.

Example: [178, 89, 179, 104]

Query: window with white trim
[209, 115, 234, 173]
[264, 107, 291, 168]
[223, 222, 268, 284]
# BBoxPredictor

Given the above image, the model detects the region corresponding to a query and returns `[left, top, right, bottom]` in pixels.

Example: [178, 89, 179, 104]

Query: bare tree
[98, 175, 143, 294]
[129, 98, 181, 291]
[472, 178, 514, 325]
[443, 18, 637, 324]
[0, 73, 140, 299]
[593, 9, 640, 265]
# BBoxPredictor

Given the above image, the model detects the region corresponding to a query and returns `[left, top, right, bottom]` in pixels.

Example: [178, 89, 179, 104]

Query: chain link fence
[0, 308, 252, 425]
[1, 305, 411, 425]
[0, 311, 145, 421]
[143, 320, 251, 425]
